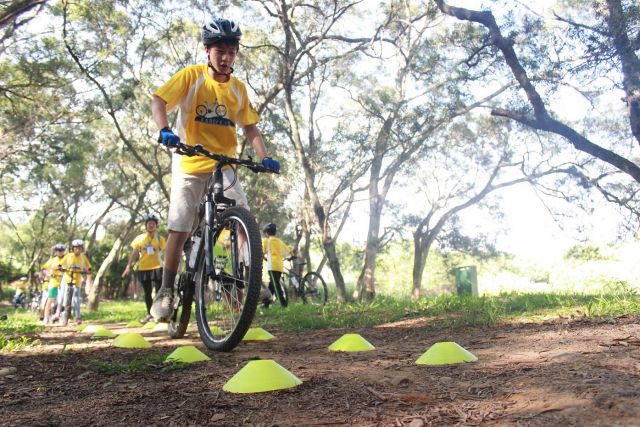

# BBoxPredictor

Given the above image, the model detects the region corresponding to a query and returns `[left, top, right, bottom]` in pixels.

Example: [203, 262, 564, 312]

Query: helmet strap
[207, 61, 234, 76]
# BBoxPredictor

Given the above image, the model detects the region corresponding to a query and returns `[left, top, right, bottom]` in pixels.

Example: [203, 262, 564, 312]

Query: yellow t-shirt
[43, 255, 65, 288]
[131, 232, 166, 271]
[61, 253, 92, 287]
[262, 237, 290, 273]
[153, 64, 260, 174]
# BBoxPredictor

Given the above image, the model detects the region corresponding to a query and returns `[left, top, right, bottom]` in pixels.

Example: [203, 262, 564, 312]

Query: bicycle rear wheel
[168, 271, 194, 338]
[301, 272, 328, 306]
[195, 207, 262, 351]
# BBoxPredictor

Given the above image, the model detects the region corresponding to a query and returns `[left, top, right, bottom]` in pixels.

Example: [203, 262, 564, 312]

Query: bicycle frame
[201, 162, 238, 301]
[168, 141, 276, 349]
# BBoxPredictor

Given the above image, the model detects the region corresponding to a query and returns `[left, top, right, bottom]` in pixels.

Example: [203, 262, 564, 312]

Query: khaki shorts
[168, 169, 249, 233]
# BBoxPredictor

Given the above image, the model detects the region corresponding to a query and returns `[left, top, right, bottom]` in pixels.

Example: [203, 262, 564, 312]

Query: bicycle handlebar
[169, 141, 279, 174]
[58, 266, 90, 275]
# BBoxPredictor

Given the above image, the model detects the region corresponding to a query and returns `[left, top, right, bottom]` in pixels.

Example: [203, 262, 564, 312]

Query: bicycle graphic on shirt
[196, 101, 227, 119]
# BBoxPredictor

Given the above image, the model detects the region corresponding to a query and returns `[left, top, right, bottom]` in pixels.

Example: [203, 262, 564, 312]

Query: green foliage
[564, 243, 612, 261]
[0, 311, 44, 352]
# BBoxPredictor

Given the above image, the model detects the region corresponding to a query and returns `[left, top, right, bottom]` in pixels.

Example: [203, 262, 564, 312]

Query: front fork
[203, 194, 224, 302]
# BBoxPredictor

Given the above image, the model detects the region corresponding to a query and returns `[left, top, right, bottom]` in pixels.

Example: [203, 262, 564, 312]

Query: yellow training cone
[328, 333, 375, 352]
[143, 321, 157, 329]
[80, 324, 101, 334]
[223, 360, 302, 393]
[415, 342, 478, 365]
[153, 323, 168, 332]
[165, 346, 210, 364]
[243, 327, 275, 341]
[113, 333, 152, 349]
[210, 326, 225, 335]
[76, 324, 89, 332]
[126, 320, 143, 328]
[92, 326, 116, 338]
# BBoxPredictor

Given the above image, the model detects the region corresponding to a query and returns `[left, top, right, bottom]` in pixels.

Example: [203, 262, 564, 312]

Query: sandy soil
[1, 314, 640, 426]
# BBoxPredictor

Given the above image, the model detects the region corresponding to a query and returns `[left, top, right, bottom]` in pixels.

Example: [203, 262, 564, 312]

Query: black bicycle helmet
[54, 243, 65, 251]
[202, 18, 242, 46]
[263, 223, 277, 235]
[145, 214, 159, 225]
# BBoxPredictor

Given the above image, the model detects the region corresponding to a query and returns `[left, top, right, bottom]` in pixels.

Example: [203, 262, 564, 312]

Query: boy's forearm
[245, 124, 268, 159]
[151, 95, 169, 129]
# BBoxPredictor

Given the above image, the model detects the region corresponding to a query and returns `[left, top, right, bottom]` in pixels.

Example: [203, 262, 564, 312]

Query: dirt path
[1, 315, 640, 426]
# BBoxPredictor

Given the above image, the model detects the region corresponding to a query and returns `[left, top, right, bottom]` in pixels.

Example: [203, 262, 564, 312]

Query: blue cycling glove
[262, 157, 281, 172]
[158, 127, 180, 147]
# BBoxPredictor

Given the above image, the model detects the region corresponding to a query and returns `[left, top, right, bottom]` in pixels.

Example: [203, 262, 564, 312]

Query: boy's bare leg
[150, 230, 189, 321]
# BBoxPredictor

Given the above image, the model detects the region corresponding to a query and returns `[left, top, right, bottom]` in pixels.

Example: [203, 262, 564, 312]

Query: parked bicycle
[282, 255, 328, 306]
[166, 141, 277, 351]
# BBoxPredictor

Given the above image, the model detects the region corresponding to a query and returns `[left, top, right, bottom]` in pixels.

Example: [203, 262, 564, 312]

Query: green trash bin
[454, 266, 478, 297]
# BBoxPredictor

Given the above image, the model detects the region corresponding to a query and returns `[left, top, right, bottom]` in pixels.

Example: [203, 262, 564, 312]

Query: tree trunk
[412, 238, 429, 299]
[358, 204, 382, 301]
[322, 235, 348, 301]
[87, 234, 126, 311]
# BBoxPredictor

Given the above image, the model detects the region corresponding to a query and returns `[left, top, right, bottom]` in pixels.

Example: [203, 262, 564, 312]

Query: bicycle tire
[61, 284, 74, 326]
[301, 272, 328, 306]
[271, 272, 288, 307]
[168, 271, 194, 339]
[195, 207, 262, 351]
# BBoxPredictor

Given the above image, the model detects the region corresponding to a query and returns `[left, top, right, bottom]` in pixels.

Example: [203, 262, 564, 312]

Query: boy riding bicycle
[54, 239, 92, 325]
[150, 17, 281, 321]
[42, 243, 66, 324]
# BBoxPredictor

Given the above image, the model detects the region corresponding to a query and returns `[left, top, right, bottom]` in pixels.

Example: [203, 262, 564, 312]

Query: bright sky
[337, 0, 634, 265]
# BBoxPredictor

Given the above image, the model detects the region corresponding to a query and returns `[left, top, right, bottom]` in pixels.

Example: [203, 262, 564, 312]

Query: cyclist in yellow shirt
[55, 239, 92, 324]
[150, 18, 280, 321]
[122, 214, 166, 322]
[12, 276, 28, 309]
[262, 223, 291, 308]
[42, 243, 66, 324]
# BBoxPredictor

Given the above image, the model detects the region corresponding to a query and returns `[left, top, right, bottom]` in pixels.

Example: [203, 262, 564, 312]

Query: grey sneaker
[150, 286, 174, 322]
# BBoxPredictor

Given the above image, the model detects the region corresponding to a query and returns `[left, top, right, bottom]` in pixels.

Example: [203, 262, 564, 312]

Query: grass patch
[2, 285, 639, 350]
[0, 310, 44, 351]
[255, 285, 640, 331]
[82, 300, 148, 323]
[93, 353, 184, 374]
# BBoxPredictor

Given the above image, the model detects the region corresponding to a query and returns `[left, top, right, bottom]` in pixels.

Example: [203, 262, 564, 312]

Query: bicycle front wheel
[61, 285, 74, 326]
[195, 207, 262, 351]
[301, 272, 328, 306]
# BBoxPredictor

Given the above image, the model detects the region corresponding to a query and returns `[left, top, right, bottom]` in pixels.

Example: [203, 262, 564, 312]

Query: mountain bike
[59, 267, 87, 327]
[166, 141, 277, 351]
[282, 255, 328, 306]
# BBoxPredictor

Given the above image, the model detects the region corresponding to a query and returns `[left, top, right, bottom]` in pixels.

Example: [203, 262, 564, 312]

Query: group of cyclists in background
[9, 215, 294, 324]
[11, 239, 92, 325]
